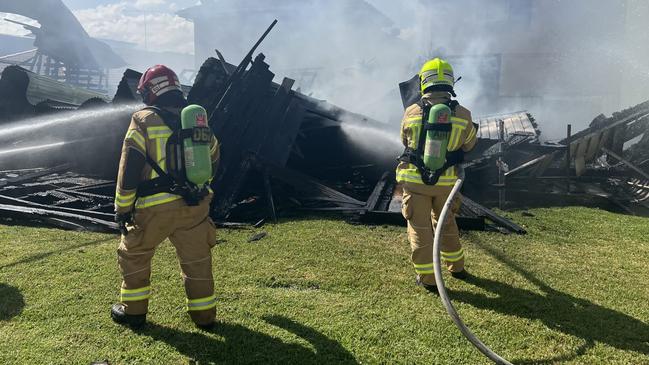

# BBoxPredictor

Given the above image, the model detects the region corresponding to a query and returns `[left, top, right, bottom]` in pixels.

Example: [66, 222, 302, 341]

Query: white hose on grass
[432, 165, 513, 365]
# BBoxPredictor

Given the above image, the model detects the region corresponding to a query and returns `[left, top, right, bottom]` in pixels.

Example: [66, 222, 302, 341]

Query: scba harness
[398, 99, 465, 186]
[137, 105, 214, 206]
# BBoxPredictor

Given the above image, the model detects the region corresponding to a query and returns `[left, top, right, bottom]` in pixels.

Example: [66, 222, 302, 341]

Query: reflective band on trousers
[186, 294, 217, 311]
[441, 249, 465, 262]
[413, 262, 435, 275]
[120, 286, 151, 302]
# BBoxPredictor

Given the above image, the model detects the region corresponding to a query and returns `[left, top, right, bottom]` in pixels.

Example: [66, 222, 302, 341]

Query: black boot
[450, 269, 470, 280]
[111, 303, 146, 328]
[415, 275, 439, 295]
[195, 321, 216, 330]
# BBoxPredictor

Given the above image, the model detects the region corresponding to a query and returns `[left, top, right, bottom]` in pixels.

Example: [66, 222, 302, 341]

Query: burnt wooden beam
[602, 147, 649, 180]
[261, 159, 365, 208]
[0, 203, 117, 232]
[0, 194, 113, 221]
[263, 170, 277, 223]
[461, 196, 526, 234]
[364, 171, 390, 211]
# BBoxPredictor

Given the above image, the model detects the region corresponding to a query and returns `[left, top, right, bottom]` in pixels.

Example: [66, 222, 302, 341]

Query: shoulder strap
[143, 152, 169, 179]
[141, 106, 180, 131]
[416, 100, 430, 158]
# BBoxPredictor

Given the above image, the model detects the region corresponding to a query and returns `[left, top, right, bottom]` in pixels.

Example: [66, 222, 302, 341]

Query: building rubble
[0, 49, 648, 234]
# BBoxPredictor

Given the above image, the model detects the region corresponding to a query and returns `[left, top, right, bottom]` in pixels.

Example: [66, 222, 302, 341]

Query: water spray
[433, 165, 513, 365]
[0, 103, 141, 141]
[337, 108, 403, 160]
[0, 141, 66, 156]
[0, 103, 141, 173]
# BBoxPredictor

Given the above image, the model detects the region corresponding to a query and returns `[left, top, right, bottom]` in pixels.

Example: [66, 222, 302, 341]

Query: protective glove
[115, 212, 134, 236]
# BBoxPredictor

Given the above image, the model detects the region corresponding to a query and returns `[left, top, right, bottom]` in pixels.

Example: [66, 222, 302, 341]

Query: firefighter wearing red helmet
[110, 65, 221, 328]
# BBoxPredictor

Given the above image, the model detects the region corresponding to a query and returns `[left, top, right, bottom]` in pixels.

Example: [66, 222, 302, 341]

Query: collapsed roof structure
[0, 15, 648, 235]
[0, 39, 529, 234]
[0, 0, 125, 92]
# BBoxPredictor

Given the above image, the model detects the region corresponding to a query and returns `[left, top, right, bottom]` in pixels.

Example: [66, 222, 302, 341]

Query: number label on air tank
[192, 127, 212, 143]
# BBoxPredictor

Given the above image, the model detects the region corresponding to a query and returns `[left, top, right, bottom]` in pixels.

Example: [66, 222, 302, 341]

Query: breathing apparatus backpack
[137, 104, 214, 206]
[398, 100, 465, 185]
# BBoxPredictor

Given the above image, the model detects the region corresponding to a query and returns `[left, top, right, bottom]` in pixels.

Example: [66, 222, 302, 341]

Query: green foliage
[0, 207, 648, 364]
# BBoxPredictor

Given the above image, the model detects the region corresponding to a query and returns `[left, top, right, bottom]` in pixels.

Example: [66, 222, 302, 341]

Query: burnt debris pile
[1, 52, 649, 234]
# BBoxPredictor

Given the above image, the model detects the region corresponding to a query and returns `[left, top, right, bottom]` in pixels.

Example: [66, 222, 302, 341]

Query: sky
[0, 0, 200, 54]
[0, 0, 404, 56]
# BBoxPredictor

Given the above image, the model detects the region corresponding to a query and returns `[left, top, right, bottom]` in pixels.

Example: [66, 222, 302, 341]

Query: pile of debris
[365, 77, 649, 224]
[1, 44, 648, 234]
[0, 43, 529, 234]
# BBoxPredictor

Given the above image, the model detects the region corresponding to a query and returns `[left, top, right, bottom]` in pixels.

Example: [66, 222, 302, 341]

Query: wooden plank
[257, 77, 300, 165]
[602, 147, 649, 180]
[261, 160, 365, 208]
[0, 204, 116, 232]
[263, 171, 277, 222]
[504, 154, 549, 177]
[461, 196, 526, 234]
[210, 56, 276, 218]
[0, 165, 70, 187]
[562, 110, 649, 144]
[532, 152, 558, 177]
[0, 194, 113, 220]
[585, 130, 604, 162]
[574, 136, 591, 177]
[365, 172, 390, 211]
[264, 100, 307, 166]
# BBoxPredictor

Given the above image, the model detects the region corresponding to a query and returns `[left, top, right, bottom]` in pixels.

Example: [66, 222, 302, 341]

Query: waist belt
[137, 153, 209, 206]
[398, 147, 464, 185]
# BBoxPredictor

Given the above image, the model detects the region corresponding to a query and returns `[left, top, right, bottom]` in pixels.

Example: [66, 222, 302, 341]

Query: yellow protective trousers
[401, 182, 464, 286]
[117, 196, 217, 326]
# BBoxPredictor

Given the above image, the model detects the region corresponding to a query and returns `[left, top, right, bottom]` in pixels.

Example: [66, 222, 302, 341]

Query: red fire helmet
[137, 64, 182, 105]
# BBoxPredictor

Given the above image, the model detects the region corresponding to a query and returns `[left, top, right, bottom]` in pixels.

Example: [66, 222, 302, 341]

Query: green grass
[0, 207, 648, 364]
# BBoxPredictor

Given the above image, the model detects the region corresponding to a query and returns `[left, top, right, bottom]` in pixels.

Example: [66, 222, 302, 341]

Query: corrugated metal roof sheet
[475, 111, 539, 140]
[0, 49, 37, 73]
[23, 68, 109, 105]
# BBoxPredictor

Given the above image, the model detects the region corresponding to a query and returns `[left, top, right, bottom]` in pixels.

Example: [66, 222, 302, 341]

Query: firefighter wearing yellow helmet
[397, 58, 478, 293]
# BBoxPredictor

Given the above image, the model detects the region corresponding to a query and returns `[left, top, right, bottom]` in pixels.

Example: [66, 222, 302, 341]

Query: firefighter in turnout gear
[111, 65, 221, 328]
[397, 58, 478, 293]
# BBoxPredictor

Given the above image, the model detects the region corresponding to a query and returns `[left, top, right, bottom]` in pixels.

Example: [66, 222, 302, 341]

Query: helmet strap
[140, 88, 152, 105]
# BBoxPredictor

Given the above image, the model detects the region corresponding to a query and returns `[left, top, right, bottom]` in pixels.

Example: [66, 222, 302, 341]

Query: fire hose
[432, 165, 513, 365]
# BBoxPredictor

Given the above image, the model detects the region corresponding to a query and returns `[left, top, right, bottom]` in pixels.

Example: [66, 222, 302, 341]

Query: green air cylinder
[180, 104, 213, 185]
[423, 103, 451, 171]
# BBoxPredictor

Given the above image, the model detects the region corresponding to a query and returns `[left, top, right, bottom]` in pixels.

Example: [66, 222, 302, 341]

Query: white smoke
[72, 1, 194, 54]
[0, 13, 38, 36]
[18, 0, 649, 142]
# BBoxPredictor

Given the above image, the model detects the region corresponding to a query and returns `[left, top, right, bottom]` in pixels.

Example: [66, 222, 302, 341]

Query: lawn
[0, 207, 648, 364]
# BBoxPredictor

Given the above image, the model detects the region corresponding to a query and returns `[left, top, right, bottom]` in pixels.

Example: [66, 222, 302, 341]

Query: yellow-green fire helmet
[419, 58, 456, 96]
